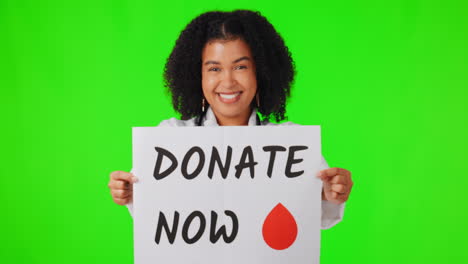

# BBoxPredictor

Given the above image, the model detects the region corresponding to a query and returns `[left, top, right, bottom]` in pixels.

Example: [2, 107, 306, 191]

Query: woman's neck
[213, 107, 252, 126]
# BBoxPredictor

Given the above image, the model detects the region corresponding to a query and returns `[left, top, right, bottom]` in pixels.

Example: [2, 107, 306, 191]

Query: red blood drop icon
[262, 203, 298, 250]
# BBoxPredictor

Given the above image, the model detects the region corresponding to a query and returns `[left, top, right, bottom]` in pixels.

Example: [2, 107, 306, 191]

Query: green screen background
[2, 0, 467, 263]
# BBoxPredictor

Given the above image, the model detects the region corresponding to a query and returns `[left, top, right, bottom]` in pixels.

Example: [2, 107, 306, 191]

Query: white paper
[132, 126, 322, 264]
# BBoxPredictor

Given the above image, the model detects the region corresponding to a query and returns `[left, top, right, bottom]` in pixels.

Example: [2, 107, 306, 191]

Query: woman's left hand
[317, 167, 353, 204]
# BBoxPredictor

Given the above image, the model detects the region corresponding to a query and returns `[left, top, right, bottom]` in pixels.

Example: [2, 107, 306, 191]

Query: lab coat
[126, 106, 345, 229]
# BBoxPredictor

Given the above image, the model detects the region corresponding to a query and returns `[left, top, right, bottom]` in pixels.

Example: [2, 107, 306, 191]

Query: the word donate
[153, 145, 309, 180]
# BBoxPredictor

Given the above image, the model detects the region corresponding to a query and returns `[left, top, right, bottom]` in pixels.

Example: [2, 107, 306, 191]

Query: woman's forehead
[202, 38, 253, 62]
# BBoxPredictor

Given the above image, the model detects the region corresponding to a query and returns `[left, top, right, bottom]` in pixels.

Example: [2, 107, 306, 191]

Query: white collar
[203, 106, 258, 126]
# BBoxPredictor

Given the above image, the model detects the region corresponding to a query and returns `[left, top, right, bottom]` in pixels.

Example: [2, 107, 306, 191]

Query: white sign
[132, 126, 322, 264]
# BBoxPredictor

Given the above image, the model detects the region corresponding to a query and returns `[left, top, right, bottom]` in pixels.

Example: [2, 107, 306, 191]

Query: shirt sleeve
[319, 156, 346, 229]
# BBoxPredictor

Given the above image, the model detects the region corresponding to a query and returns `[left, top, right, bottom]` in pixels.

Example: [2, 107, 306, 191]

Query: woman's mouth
[217, 92, 242, 103]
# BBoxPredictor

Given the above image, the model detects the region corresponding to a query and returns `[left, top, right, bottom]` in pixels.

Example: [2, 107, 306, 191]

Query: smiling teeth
[219, 93, 240, 99]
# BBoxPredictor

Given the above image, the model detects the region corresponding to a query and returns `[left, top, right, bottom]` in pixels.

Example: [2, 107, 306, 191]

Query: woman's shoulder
[157, 117, 197, 127]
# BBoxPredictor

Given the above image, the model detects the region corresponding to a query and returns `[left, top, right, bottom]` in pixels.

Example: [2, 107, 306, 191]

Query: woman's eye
[235, 65, 247, 70]
[208, 67, 221, 72]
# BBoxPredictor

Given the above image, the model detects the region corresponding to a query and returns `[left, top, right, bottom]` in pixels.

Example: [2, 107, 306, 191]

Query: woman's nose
[220, 71, 237, 88]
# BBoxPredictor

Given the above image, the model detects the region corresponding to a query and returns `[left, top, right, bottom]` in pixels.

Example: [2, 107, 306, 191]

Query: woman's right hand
[108, 171, 138, 205]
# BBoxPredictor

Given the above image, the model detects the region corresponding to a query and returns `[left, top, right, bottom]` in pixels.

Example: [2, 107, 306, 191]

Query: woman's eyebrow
[203, 56, 251, 65]
[232, 56, 250, 63]
[204, 60, 220, 65]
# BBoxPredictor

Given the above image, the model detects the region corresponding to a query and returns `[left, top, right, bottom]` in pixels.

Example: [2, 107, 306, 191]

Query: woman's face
[201, 38, 257, 125]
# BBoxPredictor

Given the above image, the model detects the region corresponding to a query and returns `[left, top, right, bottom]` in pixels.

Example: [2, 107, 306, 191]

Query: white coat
[127, 106, 345, 229]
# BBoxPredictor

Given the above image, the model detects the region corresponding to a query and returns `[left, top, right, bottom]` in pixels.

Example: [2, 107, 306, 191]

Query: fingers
[111, 188, 132, 199]
[330, 183, 347, 194]
[318, 167, 353, 204]
[108, 171, 138, 206]
[329, 174, 347, 184]
[110, 171, 138, 183]
[107, 181, 127, 192]
[113, 197, 132, 205]
[316, 167, 350, 180]
[317, 168, 352, 187]
[110, 185, 133, 205]
[111, 188, 133, 205]
[108, 171, 138, 189]
[330, 191, 347, 200]
[326, 187, 350, 204]
[109, 179, 132, 190]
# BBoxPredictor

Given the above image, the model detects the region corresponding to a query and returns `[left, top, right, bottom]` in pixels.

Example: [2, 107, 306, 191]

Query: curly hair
[163, 9, 296, 122]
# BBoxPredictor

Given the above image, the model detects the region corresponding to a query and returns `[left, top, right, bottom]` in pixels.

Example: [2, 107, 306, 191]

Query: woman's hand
[108, 171, 138, 205]
[317, 167, 353, 204]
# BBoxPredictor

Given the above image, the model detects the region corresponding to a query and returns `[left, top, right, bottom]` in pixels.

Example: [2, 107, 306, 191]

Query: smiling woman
[163, 10, 295, 123]
[108, 9, 353, 230]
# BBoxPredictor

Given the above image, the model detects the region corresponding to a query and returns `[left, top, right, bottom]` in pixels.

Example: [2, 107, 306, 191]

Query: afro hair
[163, 9, 296, 122]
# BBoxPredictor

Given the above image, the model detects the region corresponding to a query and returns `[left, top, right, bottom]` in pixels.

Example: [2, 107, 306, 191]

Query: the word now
[153, 145, 308, 180]
[155, 210, 239, 244]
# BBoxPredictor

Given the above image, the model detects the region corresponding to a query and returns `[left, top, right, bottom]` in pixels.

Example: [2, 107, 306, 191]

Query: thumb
[130, 173, 139, 183]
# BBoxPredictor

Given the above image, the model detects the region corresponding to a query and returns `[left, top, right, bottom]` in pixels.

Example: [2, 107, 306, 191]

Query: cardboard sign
[132, 126, 322, 264]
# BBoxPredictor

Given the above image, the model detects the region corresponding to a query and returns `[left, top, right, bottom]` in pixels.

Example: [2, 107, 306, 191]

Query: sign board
[132, 126, 322, 264]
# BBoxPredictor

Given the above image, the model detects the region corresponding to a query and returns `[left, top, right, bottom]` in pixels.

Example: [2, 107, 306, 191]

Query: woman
[108, 10, 353, 229]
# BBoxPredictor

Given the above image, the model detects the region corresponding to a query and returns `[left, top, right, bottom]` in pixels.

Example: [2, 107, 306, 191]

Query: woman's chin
[211, 104, 252, 121]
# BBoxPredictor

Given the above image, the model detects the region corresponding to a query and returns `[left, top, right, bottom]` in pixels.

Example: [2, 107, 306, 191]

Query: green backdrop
[1, 0, 467, 263]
